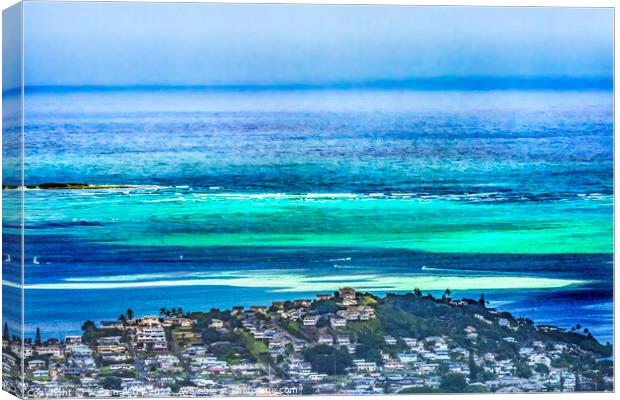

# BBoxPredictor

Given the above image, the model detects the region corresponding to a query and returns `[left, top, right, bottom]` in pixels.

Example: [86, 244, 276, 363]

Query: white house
[318, 335, 334, 345]
[330, 317, 347, 329]
[384, 336, 397, 345]
[303, 315, 320, 326]
[353, 360, 378, 373]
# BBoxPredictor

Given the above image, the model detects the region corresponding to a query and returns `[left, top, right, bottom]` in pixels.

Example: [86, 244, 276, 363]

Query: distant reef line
[2, 183, 144, 190]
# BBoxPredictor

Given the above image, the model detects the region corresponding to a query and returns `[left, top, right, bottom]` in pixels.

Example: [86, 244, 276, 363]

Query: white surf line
[2, 280, 22, 289]
[12, 274, 587, 292]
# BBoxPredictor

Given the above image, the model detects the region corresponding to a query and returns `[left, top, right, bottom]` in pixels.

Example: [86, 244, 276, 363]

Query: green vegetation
[399, 386, 439, 394]
[35, 327, 42, 346]
[303, 344, 352, 375]
[534, 363, 550, 375]
[100, 376, 123, 390]
[440, 373, 468, 392]
[515, 362, 533, 378]
[311, 299, 341, 315]
[301, 385, 315, 395]
[354, 331, 388, 364]
[240, 331, 268, 362]
[280, 319, 307, 340]
[544, 330, 612, 357]
[81, 320, 123, 346]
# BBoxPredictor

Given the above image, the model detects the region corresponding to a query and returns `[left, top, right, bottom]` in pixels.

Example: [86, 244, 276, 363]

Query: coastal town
[3, 288, 613, 397]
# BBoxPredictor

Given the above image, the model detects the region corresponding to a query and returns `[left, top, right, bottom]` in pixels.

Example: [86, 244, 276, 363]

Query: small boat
[4, 254, 10, 262]
[33, 256, 40, 265]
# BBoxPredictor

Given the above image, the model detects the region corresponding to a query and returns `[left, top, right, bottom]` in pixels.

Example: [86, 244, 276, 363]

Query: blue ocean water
[3, 88, 613, 344]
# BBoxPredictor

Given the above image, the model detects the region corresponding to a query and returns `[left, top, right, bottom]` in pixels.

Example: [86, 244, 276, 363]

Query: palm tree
[81, 320, 96, 331]
[574, 370, 581, 391]
[35, 327, 42, 346]
[127, 308, 134, 320]
[468, 351, 477, 381]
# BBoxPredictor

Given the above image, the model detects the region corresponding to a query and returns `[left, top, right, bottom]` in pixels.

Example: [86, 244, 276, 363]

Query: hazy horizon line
[18, 76, 613, 94]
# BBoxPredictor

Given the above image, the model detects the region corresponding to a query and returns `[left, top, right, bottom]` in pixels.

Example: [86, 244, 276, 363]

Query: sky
[22, 2, 614, 87]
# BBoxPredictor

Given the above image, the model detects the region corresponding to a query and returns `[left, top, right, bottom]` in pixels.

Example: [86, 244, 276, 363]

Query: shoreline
[11, 282, 614, 345]
[4, 288, 612, 396]
[17, 289, 612, 350]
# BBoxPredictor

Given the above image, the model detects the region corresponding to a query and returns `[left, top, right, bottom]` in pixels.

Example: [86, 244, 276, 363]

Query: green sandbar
[123, 229, 610, 254]
[26, 190, 613, 254]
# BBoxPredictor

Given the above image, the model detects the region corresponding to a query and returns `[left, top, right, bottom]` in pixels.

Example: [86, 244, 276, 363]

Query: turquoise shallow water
[2, 88, 613, 343]
[13, 188, 614, 255]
